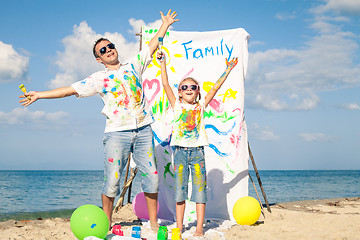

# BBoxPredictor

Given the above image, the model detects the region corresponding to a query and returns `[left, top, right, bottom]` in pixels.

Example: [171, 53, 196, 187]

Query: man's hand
[148, 10, 179, 56]
[19, 91, 40, 107]
[160, 9, 179, 27]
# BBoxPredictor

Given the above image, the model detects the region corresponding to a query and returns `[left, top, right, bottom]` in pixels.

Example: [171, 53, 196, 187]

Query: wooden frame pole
[248, 142, 271, 213]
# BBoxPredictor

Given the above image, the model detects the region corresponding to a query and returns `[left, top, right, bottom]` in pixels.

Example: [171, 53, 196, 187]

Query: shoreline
[0, 196, 359, 239]
[1, 196, 358, 222]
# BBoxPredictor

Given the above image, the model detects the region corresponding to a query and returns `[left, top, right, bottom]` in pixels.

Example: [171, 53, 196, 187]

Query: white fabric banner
[141, 27, 250, 222]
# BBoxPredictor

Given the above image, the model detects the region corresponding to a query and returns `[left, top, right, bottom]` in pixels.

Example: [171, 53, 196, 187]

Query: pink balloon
[132, 192, 159, 220]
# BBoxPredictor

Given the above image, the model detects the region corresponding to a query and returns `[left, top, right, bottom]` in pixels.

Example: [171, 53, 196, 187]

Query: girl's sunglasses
[99, 43, 115, 55]
[180, 84, 198, 91]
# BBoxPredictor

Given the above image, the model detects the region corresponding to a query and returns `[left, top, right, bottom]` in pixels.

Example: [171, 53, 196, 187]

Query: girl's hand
[226, 57, 238, 70]
[157, 51, 165, 62]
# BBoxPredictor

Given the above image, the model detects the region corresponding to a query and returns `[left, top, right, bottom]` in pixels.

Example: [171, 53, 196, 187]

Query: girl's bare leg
[194, 203, 205, 236]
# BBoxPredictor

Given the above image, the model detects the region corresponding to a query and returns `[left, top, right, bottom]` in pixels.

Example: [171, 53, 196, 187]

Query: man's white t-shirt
[71, 47, 154, 133]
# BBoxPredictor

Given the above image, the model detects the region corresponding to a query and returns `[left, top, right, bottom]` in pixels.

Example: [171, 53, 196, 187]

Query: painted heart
[143, 78, 160, 104]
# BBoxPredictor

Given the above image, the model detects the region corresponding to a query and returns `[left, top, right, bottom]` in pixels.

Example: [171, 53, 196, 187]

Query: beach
[0, 197, 359, 240]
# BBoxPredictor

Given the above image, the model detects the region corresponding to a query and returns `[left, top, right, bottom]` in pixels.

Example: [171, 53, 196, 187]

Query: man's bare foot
[150, 221, 160, 232]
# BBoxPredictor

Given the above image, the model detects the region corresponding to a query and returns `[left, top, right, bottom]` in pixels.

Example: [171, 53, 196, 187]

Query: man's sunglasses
[99, 43, 115, 55]
[180, 85, 199, 91]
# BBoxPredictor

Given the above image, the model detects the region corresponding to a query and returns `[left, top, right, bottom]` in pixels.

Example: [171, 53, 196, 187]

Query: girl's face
[178, 79, 199, 104]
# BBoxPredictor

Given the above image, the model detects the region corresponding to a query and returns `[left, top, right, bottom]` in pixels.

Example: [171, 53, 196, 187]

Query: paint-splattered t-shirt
[71, 47, 154, 133]
[170, 99, 209, 147]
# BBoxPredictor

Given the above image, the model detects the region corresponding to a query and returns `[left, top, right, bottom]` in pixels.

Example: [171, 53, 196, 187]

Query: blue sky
[1, 0, 359, 170]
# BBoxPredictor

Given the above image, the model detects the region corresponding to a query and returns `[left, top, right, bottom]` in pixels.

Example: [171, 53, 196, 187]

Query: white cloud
[248, 40, 265, 48]
[0, 108, 68, 126]
[250, 124, 280, 141]
[128, 18, 163, 36]
[275, 12, 296, 20]
[260, 130, 280, 141]
[0, 42, 29, 83]
[313, 0, 360, 15]
[246, 7, 360, 111]
[250, 92, 320, 111]
[49, 21, 136, 88]
[49, 18, 162, 89]
[299, 133, 334, 142]
[342, 103, 360, 110]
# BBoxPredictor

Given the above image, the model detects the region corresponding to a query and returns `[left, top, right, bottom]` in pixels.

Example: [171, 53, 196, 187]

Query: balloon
[70, 204, 109, 240]
[132, 192, 159, 220]
[232, 196, 261, 225]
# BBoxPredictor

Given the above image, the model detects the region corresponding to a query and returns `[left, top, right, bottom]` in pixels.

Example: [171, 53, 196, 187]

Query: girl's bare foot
[176, 224, 183, 233]
[194, 230, 204, 237]
[150, 221, 160, 232]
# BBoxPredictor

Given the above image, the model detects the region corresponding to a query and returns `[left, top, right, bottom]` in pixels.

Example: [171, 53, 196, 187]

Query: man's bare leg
[176, 201, 186, 232]
[144, 192, 159, 231]
[102, 194, 115, 229]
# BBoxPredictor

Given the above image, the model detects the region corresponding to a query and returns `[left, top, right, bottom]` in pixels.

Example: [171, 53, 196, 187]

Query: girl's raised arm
[159, 51, 176, 108]
[204, 57, 238, 108]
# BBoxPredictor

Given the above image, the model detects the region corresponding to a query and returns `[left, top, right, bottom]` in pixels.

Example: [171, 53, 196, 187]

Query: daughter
[158, 51, 238, 236]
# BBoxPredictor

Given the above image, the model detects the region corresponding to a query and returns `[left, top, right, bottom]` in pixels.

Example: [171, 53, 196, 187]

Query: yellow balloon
[232, 196, 261, 225]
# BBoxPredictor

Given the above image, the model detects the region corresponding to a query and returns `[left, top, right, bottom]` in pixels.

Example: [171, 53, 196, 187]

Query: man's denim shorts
[173, 146, 207, 203]
[102, 125, 159, 197]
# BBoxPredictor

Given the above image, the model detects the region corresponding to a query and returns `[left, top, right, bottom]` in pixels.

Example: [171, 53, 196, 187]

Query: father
[19, 10, 179, 230]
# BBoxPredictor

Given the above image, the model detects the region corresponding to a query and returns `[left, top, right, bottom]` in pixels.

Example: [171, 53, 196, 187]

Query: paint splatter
[218, 88, 237, 102]
[151, 90, 170, 118]
[147, 147, 153, 158]
[164, 162, 174, 179]
[153, 131, 170, 147]
[177, 164, 184, 186]
[208, 98, 224, 112]
[204, 110, 237, 123]
[108, 158, 114, 163]
[143, 78, 161, 104]
[91, 223, 96, 229]
[194, 164, 205, 191]
[208, 143, 230, 157]
[205, 121, 236, 136]
[174, 105, 201, 140]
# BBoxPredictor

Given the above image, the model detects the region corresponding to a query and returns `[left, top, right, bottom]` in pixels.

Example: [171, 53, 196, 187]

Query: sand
[0, 197, 359, 240]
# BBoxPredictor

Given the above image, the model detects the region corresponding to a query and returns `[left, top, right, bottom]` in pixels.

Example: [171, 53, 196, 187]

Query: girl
[158, 51, 238, 236]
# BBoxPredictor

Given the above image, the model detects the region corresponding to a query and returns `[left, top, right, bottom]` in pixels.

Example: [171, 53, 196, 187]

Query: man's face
[95, 40, 119, 66]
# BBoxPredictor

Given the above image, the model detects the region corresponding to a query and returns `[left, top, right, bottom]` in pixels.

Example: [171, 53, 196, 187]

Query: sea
[0, 170, 359, 222]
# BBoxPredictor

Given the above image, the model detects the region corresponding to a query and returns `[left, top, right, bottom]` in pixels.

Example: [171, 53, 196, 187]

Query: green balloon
[70, 204, 109, 240]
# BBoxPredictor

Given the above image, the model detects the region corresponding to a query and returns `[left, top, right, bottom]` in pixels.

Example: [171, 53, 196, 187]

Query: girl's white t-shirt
[170, 99, 209, 147]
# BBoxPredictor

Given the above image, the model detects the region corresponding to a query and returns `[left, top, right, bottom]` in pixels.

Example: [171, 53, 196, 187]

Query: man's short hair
[93, 38, 110, 58]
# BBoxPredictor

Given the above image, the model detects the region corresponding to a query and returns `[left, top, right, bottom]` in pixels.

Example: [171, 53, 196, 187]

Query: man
[19, 10, 179, 230]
